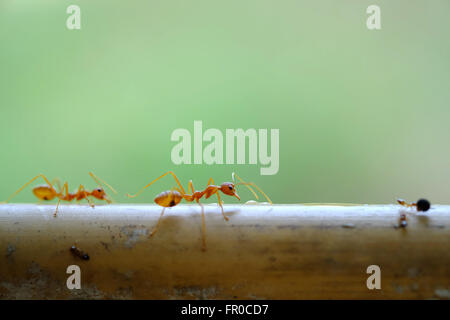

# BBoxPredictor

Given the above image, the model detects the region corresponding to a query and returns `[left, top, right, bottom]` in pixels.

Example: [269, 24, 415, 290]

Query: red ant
[1, 172, 117, 217]
[126, 171, 272, 251]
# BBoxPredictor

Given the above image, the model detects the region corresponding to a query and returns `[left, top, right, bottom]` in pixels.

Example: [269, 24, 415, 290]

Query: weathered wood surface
[0, 203, 449, 299]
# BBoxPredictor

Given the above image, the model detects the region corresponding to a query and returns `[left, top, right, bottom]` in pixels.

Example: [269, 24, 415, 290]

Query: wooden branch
[0, 203, 449, 299]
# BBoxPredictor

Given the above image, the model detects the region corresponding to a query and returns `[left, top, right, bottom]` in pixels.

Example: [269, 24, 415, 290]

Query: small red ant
[126, 171, 272, 251]
[1, 172, 117, 217]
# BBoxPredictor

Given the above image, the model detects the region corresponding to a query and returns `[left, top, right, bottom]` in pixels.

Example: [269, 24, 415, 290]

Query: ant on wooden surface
[1, 172, 116, 217]
[127, 171, 272, 251]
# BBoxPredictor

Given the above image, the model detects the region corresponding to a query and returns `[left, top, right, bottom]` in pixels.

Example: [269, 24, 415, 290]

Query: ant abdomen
[32, 185, 56, 201]
[154, 190, 182, 207]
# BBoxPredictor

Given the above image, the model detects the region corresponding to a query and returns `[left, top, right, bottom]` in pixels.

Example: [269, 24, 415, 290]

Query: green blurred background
[0, 0, 449, 204]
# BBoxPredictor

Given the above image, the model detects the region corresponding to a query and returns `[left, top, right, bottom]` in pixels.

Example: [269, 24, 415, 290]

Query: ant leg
[2, 174, 57, 203]
[207, 177, 228, 221]
[189, 179, 210, 232]
[192, 181, 207, 250]
[127, 171, 187, 198]
[54, 198, 62, 218]
[188, 180, 195, 194]
[149, 208, 166, 238]
[215, 192, 228, 222]
[197, 201, 207, 252]
[51, 177, 62, 193]
[206, 177, 228, 220]
[189, 178, 207, 251]
[78, 184, 95, 208]
[54, 182, 68, 217]
[86, 197, 95, 208]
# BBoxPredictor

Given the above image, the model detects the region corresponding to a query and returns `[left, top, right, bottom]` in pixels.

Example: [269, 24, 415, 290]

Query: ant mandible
[1, 172, 117, 217]
[126, 171, 272, 251]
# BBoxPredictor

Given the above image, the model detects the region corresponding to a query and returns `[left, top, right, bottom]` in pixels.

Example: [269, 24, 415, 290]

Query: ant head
[220, 182, 240, 200]
[91, 188, 110, 203]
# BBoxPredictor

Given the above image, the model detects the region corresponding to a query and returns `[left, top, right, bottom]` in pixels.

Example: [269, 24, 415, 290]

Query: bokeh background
[0, 0, 449, 204]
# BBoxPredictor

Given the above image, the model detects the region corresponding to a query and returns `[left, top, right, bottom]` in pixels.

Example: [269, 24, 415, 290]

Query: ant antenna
[89, 171, 118, 200]
[127, 171, 186, 198]
[232, 172, 259, 200]
[232, 172, 273, 204]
